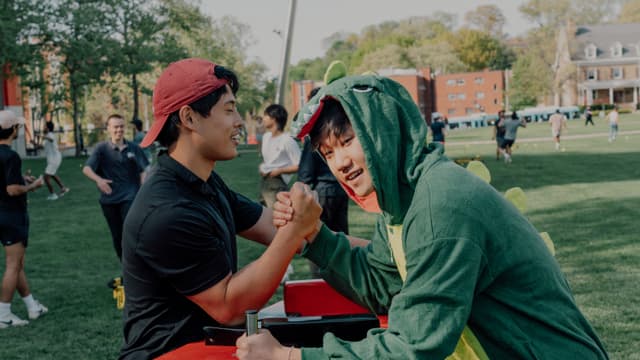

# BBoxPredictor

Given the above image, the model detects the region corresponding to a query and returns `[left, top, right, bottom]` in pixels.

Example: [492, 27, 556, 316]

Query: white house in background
[556, 23, 640, 109]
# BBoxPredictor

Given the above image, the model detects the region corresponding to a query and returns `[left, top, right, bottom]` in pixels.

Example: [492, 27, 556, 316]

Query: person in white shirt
[42, 122, 69, 200]
[258, 104, 301, 208]
[607, 106, 619, 142]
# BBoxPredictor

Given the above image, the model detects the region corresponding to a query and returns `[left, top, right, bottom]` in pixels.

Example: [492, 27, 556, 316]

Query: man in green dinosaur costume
[236, 74, 609, 360]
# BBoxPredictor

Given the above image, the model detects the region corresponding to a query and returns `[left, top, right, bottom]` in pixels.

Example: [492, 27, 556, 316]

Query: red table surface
[157, 315, 389, 359]
[158, 280, 388, 359]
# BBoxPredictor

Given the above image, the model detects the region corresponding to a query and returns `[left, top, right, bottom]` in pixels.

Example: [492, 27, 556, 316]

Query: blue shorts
[0, 211, 29, 247]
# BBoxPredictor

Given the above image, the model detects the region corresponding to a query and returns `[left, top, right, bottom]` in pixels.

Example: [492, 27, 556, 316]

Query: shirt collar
[109, 139, 130, 150]
[157, 153, 217, 196]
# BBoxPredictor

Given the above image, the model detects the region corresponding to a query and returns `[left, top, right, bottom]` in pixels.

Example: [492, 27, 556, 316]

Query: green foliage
[0, 0, 48, 108]
[450, 28, 513, 71]
[508, 53, 552, 109]
[464, 4, 506, 38]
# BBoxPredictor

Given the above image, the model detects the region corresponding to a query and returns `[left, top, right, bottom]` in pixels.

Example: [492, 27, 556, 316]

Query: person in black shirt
[430, 116, 447, 144]
[82, 114, 149, 261]
[0, 110, 48, 328]
[492, 110, 506, 160]
[119, 58, 322, 359]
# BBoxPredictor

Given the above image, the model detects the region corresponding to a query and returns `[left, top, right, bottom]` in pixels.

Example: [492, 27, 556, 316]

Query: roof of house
[572, 23, 640, 61]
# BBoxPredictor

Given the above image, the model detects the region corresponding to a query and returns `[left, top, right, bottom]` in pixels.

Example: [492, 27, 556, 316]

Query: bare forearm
[223, 225, 305, 323]
[82, 166, 102, 182]
[6, 183, 37, 196]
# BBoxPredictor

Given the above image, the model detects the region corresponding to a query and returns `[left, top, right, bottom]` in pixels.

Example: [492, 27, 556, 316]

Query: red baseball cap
[141, 58, 229, 148]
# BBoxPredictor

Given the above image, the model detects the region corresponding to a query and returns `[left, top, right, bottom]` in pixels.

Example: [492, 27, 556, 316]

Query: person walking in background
[500, 111, 527, 163]
[549, 109, 568, 151]
[258, 104, 301, 208]
[607, 105, 619, 142]
[584, 106, 594, 126]
[0, 110, 48, 328]
[131, 118, 152, 164]
[42, 121, 69, 200]
[430, 115, 446, 145]
[299, 87, 349, 278]
[492, 110, 506, 160]
[82, 114, 149, 261]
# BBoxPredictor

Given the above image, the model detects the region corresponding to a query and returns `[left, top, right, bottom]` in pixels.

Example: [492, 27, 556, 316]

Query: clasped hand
[274, 182, 322, 242]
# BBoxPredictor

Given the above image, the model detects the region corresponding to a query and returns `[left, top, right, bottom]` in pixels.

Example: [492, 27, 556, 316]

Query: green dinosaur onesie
[291, 75, 609, 359]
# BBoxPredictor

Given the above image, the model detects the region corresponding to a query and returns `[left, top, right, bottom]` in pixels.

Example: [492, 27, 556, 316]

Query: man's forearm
[82, 166, 102, 183]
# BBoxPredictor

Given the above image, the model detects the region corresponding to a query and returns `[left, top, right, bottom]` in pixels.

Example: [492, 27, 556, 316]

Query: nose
[334, 149, 352, 174]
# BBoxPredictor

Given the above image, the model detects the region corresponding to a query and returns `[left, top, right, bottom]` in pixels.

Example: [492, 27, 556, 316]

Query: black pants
[309, 194, 349, 278]
[100, 200, 133, 261]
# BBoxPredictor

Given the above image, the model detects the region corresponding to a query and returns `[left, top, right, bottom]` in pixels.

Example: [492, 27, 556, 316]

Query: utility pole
[275, 0, 297, 105]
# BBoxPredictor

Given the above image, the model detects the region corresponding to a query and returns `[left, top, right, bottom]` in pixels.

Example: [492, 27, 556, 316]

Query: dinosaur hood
[292, 74, 439, 224]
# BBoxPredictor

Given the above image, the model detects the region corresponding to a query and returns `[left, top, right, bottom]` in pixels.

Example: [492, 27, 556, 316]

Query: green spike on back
[539, 232, 556, 256]
[504, 187, 527, 213]
[466, 161, 491, 184]
[324, 60, 348, 85]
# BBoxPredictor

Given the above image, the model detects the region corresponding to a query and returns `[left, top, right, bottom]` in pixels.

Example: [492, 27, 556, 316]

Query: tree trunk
[72, 85, 81, 157]
[132, 72, 139, 121]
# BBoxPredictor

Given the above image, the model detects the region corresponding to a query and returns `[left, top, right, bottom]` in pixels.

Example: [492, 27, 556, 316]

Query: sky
[201, 0, 533, 77]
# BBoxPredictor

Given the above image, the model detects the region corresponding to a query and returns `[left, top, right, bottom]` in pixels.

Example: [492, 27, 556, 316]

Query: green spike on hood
[292, 74, 437, 224]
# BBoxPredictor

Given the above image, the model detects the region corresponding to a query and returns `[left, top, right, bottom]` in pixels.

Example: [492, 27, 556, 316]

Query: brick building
[434, 69, 505, 120]
[553, 23, 640, 109]
[290, 67, 505, 127]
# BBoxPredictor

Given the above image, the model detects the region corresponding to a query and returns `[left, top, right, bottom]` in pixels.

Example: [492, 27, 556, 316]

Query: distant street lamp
[275, 0, 297, 105]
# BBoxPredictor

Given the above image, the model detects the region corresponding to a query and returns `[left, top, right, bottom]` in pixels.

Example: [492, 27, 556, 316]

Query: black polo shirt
[0, 144, 27, 212]
[85, 140, 149, 204]
[120, 153, 263, 360]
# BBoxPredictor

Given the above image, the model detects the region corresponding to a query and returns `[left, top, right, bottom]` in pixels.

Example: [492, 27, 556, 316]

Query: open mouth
[231, 134, 241, 143]
[346, 169, 363, 181]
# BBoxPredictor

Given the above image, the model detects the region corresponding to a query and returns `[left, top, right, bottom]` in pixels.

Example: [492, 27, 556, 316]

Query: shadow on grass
[528, 197, 640, 358]
[478, 152, 640, 191]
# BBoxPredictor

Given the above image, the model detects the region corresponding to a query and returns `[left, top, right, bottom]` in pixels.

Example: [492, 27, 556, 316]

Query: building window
[587, 69, 598, 80]
[611, 42, 622, 57]
[585, 44, 597, 59]
[493, 84, 497, 90]
[465, 107, 475, 114]
[457, 79, 465, 85]
[476, 92, 485, 99]
[448, 109, 456, 115]
[474, 77, 484, 84]
[493, 98, 498, 105]
[447, 79, 456, 86]
[612, 67, 623, 79]
[457, 93, 466, 100]
[448, 94, 457, 100]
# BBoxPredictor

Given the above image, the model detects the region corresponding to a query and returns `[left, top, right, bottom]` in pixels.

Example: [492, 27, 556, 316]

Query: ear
[178, 106, 198, 131]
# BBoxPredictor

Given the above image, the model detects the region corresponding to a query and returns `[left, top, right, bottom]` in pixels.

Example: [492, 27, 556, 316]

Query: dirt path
[446, 130, 640, 146]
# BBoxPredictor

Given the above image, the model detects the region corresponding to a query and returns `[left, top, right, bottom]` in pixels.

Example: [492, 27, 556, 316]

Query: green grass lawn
[0, 114, 638, 359]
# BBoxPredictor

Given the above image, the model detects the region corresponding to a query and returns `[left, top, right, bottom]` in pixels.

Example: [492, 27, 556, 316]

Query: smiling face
[107, 116, 125, 143]
[190, 85, 244, 161]
[318, 125, 374, 197]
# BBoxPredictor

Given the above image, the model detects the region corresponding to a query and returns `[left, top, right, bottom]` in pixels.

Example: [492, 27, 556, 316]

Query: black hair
[132, 119, 143, 131]
[0, 126, 15, 140]
[308, 99, 352, 151]
[156, 65, 239, 148]
[511, 112, 519, 120]
[264, 104, 288, 131]
[46, 121, 54, 132]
